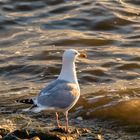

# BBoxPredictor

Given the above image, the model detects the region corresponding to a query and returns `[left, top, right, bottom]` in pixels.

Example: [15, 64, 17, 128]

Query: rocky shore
[0, 127, 103, 140]
[0, 113, 140, 140]
[0, 113, 102, 140]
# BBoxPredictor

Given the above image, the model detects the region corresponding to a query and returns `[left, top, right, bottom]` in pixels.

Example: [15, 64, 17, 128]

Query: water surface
[0, 0, 140, 134]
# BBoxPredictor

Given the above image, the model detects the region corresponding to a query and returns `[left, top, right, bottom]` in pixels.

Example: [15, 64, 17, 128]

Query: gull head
[63, 49, 87, 62]
[59, 49, 87, 82]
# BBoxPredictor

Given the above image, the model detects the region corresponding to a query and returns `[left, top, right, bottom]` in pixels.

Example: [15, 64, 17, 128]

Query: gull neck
[58, 58, 78, 84]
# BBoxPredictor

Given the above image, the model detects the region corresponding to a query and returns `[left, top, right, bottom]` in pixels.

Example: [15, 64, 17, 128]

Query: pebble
[76, 116, 83, 121]
[15, 51, 21, 55]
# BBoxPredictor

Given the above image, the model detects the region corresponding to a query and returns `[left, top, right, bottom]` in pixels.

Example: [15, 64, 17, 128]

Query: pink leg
[55, 112, 61, 128]
[65, 111, 69, 132]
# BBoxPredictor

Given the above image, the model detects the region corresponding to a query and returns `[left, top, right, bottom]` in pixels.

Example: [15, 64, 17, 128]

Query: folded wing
[37, 79, 80, 110]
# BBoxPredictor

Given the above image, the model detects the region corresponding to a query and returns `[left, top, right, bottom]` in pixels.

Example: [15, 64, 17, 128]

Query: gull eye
[74, 51, 78, 55]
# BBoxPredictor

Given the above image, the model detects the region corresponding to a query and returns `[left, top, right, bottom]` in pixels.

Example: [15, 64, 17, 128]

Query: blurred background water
[0, 0, 140, 133]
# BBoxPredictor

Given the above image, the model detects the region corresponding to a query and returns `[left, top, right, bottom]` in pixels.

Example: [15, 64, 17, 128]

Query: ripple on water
[0, 0, 140, 131]
[73, 87, 140, 125]
[116, 63, 140, 70]
[47, 38, 114, 46]
[2, 1, 45, 12]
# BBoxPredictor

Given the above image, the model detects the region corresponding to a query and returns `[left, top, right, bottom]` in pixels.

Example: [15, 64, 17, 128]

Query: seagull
[16, 49, 86, 132]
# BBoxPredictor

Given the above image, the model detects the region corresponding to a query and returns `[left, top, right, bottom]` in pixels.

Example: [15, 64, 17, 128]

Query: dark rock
[50, 127, 68, 133]
[2, 133, 21, 140]
[12, 129, 30, 139]
[30, 136, 40, 140]
[2, 129, 76, 140]
[1, 127, 102, 140]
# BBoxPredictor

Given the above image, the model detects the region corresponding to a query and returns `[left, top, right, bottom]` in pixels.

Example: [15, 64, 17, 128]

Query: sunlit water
[0, 0, 140, 132]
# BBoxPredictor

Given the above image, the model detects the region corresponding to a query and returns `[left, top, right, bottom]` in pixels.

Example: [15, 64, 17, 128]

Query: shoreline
[0, 112, 139, 140]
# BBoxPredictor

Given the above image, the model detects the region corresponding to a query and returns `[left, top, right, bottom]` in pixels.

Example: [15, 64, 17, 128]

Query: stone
[2, 133, 21, 140]
[76, 117, 83, 121]
[13, 129, 30, 139]
[30, 136, 40, 140]
[0, 128, 10, 137]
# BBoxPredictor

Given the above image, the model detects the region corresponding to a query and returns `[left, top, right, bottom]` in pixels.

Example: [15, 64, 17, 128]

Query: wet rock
[2, 133, 21, 140]
[12, 129, 30, 139]
[0, 128, 10, 137]
[30, 136, 40, 140]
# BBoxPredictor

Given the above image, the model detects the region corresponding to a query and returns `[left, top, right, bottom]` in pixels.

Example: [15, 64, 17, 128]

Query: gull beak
[78, 53, 87, 58]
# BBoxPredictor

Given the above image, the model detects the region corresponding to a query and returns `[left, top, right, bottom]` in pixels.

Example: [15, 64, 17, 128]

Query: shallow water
[0, 0, 140, 132]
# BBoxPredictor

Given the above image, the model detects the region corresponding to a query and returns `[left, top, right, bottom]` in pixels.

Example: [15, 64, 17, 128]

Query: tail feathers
[30, 106, 45, 113]
[22, 104, 38, 112]
[16, 98, 45, 113]
[16, 98, 34, 104]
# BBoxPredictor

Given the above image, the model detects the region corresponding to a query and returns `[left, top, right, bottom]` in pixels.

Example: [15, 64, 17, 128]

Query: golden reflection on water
[0, 0, 140, 131]
[119, 0, 140, 11]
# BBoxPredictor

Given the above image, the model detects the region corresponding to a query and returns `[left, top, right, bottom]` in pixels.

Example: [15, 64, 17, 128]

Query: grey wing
[37, 82, 79, 109]
[39, 79, 62, 96]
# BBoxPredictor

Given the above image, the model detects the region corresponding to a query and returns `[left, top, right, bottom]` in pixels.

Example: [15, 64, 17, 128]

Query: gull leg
[55, 112, 61, 128]
[65, 111, 69, 132]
